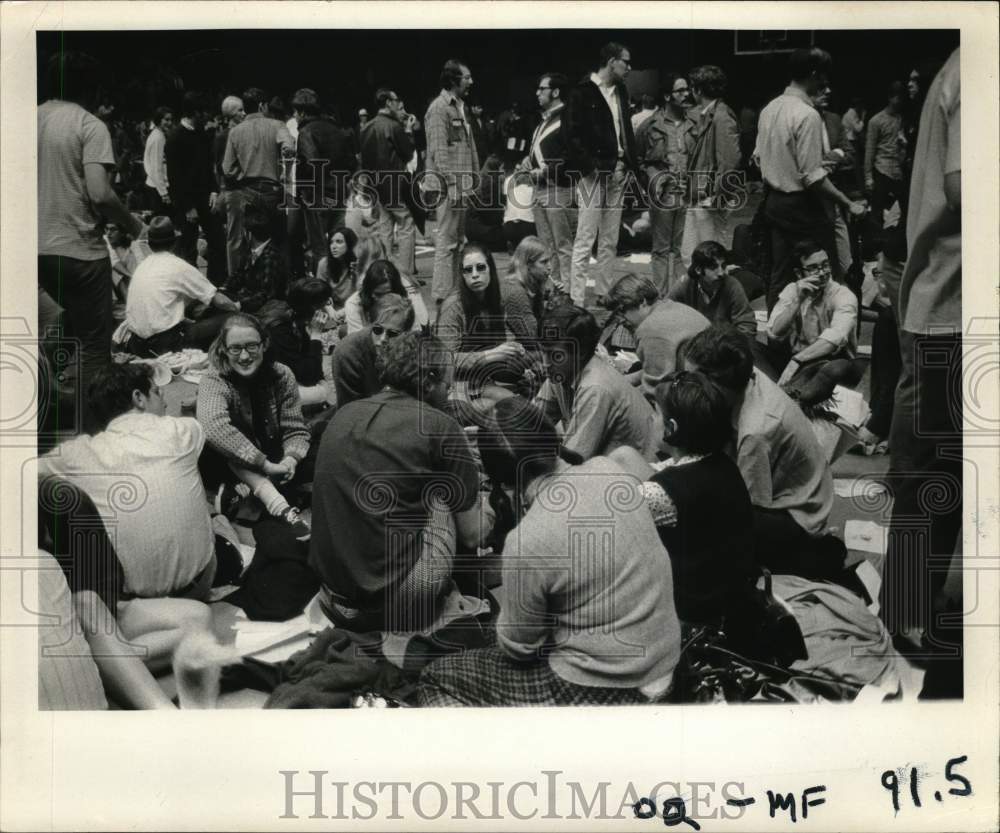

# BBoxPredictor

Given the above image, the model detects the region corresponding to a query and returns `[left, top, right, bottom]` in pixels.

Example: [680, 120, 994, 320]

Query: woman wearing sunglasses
[197, 313, 312, 540]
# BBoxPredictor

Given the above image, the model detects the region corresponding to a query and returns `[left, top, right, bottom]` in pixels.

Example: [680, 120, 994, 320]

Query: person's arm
[944, 95, 961, 211]
[72, 591, 175, 710]
[562, 84, 596, 177]
[561, 385, 613, 461]
[85, 164, 144, 238]
[276, 122, 296, 161]
[454, 493, 495, 550]
[864, 114, 879, 189]
[724, 277, 759, 340]
[714, 107, 742, 184]
[221, 130, 241, 187]
[637, 334, 680, 397]
[496, 543, 553, 661]
[344, 294, 366, 334]
[196, 373, 268, 470]
[532, 379, 564, 428]
[736, 433, 775, 508]
[765, 281, 802, 342]
[210, 290, 239, 312]
[391, 120, 416, 170]
[275, 366, 311, 463]
[789, 287, 857, 367]
[423, 100, 449, 181]
[150, 130, 169, 197]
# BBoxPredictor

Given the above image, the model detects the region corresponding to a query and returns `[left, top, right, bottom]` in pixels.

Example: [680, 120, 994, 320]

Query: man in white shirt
[563, 42, 638, 306]
[38, 363, 222, 671]
[119, 216, 238, 355]
[143, 106, 174, 215]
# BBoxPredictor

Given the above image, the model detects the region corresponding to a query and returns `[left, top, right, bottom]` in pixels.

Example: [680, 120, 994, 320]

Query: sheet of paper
[834, 478, 888, 499]
[845, 519, 889, 555]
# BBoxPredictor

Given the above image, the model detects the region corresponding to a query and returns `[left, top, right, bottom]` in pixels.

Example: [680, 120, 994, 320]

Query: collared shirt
[755, 85, 827, 192]
[529, 102, 564, 168]
[865, 108, 905, 181]
[222, 112, 295, 184]
[38, 413, 215, 598]
[734, 370, 834, 535]
[143, 125, 169, 195]
[125, 251, 217, 338]
[535, 354, 658, 460]
[631, 107, 656, 131]
[636, 107, 694, 189]
[767, 279, 859, 357]
[590, 72, 624, 155]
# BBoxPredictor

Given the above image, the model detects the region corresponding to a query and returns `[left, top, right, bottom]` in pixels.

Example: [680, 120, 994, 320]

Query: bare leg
[115, 597, 213, 674]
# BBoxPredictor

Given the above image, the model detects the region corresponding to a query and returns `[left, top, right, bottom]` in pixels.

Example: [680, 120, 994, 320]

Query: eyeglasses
[537, 85, 551, 92]
[462, 263, 489, 275]
[372, 324, 402, 339]
[801, 263, 831, 277]
[225, 341, 262, 357]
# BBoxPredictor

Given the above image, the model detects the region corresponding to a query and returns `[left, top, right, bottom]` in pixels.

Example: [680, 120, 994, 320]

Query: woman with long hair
[197, 313, 312, 540]
[344, 258, 429, 334]
[506, 235, 567, 340]
[315, 226, 358, 308]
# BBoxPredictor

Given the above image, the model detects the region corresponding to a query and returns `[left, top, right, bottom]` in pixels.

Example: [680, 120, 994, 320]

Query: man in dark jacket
[166, 92, 222, 279]
[680, 65, 742, 264]
[563, 41, 637, 306]
[521, 71, 576, 290]
[292, 88, 357, 276]
[360, 88, 418, 282]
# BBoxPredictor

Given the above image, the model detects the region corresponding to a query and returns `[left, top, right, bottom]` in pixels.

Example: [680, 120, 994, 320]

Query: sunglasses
[462, 262, 489, 275]
[372, 324, 402, 339]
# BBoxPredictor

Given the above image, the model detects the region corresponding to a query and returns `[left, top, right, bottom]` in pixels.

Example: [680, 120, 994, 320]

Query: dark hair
[790, 238, 827, 266]
[287, 278, 332, 319]
[360, 260, 407, 324]
[242, 87, 267, 113]
[152, 106, 174, 128]
[689, 240, 729, 279]
[378, 331, 452, 401]
[788, 48, 833, 83]
[538, 72, 569, 98]
[887, 80, 906, 101]
[374, 88, 397, 109]
[207, 313, 275, 382]
[180, 91, 200, 119]
[457, 243, 506, 350]
[268, 96, 288, 122]
[291, 88, 320, 116]
[689, 65, 727, 99]
[659, 72, 685, 103]
[440, 59, 468, 90]
[540, 304, 601, 368]
[599, 41, 629, 68]
[640, 93, 656, 109]
[489, 395, 563, 486]
[244, 207, 271, 239]
[606, 273, 659, 312]
[323, 226, 358, 285]
[87, 363, 154, 430]
[655, 371, 733, 455]
[681, 326, 755, 393]
[44, 51, 102, 105]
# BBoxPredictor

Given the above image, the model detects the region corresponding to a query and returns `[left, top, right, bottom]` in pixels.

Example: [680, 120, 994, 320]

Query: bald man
[213, 96, 246, 276]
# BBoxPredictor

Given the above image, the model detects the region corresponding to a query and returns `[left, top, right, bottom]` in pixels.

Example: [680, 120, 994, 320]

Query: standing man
[361, 88, 418, 283]
[563, 41, 637, 307]
[166, 92, 221, 278]
[424, 59, 479, 315]
[865, 81, 909, 239]
[681, 65, 741, 262]
[38, 51, 146, 434]
[881, 49, 962, 697]
[222, 87, 296, 271]
[213, 95, 246, 280]
[814, 86, 859, 280]
[756, 48, 866, 310]
[292, 88, 357, 277]
[522, 71, 576, 291]
[143, 106, 174, 216]
[635, 73, 695, 294]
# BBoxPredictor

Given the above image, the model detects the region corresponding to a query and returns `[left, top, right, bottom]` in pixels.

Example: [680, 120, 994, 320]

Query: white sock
[253, 481, 291, 518]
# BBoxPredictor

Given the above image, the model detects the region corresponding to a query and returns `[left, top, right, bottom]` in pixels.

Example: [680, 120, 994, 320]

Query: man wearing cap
[119, 216, 238, 356]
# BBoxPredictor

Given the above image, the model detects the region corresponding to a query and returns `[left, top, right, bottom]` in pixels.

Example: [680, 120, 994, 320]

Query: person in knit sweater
[197, 313, 312, 539]
[417, 396, 680, 706]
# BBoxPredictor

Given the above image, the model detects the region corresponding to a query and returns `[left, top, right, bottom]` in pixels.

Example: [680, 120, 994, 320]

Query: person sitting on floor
[37, 364, 233, 673]
[343, 258, 428, 334]
[505, 235, 569, 341]
[667, 240, 757, 340]
[762, 239, 864, 406]
[534, 303, 659, 461]
[117, 215, 238, 356]
[332, 293, 415, 408]
[681, 325, 846, 580]
[315, 225, 358, 309]
[605, 273, 709, 398]
[609, 371, 758, 626]
[197, 313, 312, 541]
[258, 278, 337, 408]
[310, 331, 496, 633]
[221, 208, 290, 314]
[417, 395, 680, 706]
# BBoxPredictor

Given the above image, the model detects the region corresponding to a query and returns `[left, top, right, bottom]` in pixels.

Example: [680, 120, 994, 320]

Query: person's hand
[306, 309, 329, 340]
[487, 342, 527, 365]
[795, 275, 821, 297]
[209, 192, 218, 211]
[161, 193, 172, 206]
[262, 460, 286, 479]
[185, 207, 198, 223]
[864, 177, 874, 193]
[131, 214, 149, 240]
[278, 456, 298, 483]
[848, 200, 867, 218]
[777, 359, 800, 388]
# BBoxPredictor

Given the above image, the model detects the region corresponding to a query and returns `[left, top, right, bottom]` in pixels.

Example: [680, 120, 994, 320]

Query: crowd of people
[35, 38, 961, 709]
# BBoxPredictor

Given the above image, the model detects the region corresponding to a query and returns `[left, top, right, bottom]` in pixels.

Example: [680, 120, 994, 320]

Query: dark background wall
[37, 28, 958, 121]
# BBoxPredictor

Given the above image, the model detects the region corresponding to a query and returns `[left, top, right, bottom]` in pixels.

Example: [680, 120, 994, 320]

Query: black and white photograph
[1, 2, 997, 831]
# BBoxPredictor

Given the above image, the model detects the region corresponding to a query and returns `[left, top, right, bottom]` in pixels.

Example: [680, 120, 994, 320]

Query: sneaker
[214, 483, 242, 521]
[281, 506, 311, 541]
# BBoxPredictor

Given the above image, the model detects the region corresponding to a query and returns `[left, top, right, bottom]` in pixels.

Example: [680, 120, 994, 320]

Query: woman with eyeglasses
[197, 314, 312, 541]
[343, 258, 429, 335]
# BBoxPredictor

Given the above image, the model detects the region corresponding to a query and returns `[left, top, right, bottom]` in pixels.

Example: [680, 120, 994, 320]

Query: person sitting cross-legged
[221, 207, 290, 315]
[666, 240, 757, 341]
[417, 395, 680, 706]
[760, 239, 865, 406]
[310, 331, 496, 633]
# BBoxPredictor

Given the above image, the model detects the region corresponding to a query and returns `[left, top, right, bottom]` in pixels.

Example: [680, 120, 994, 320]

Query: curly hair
[378, 331, 453, 401]
[87, 362, 154, 430]
[688, 240, 729, 280]
[689, 65, 727, 100]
